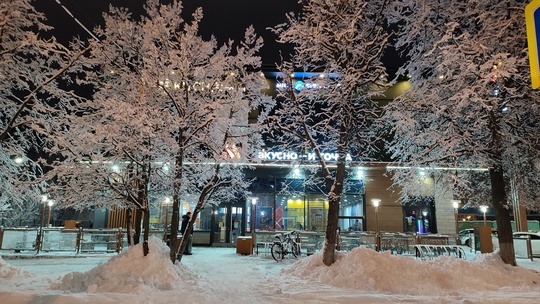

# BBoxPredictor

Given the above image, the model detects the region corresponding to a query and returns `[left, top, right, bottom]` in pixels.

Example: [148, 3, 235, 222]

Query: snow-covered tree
[384, 0, 540, 265]
[46, 0, 272, 260]
[268, 0, 390, 266]
[0, 0, 87, 226]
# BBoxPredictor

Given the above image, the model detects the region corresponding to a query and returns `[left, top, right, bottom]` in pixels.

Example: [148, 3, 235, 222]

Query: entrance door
[229, 206, 243, 244]
[213, 205, 244, 244]
[214, 207, 227, 244]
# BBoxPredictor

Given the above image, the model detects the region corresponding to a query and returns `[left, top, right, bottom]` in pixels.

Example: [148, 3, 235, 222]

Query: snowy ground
[1, 236, 540, 304]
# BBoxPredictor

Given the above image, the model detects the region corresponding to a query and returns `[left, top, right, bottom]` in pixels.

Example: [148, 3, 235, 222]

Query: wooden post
[76, 227, 82, 254]
[116, 228, 123, 253]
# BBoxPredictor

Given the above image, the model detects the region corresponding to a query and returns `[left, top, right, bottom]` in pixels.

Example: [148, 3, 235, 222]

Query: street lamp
[452, 200, 461, 245]
[46, 199, 54, 227]
[372, 198, 381, 251]
[251, 197, 257, 254]
[36, 195, 47, 253]
[480, 206, 488, 226]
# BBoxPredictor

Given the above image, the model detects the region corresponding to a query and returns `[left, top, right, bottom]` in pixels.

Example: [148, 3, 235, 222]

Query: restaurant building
[144, 74, 456, 246]
[94, 74, 462, 246]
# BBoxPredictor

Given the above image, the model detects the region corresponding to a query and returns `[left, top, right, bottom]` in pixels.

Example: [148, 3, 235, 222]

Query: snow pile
[53, 236, 198, 293]
[0, 256, 31, 280]
[285, 247, 540, 296]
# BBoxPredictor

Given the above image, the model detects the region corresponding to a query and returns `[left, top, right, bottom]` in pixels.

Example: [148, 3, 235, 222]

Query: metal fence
[0, 227, 167, 254]
[339, 232, 450, 255]
[1, 226, 460, 258]
[253, 230, 452, 256]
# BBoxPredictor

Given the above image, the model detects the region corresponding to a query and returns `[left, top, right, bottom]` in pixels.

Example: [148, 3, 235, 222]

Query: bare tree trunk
[322, 124, 347, 266]
[169, 194, 180, 262]
[177, 218, 193, 262]
[177, 199, 204, 262]
[490, 168, 516, 265]
[126, 207, 133, 246]
[488, 109, 516, 265]
[126, 163, 136, 246]
[140, 165, 150, 256]
[177, 171, 219, 263]
[170, 134, 185, 263]
[323, 192, 340, 266]
[134, 207, 142, 245]
[142, 207, 150, 256]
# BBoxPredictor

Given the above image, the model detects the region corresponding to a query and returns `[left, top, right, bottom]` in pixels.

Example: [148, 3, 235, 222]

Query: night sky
[34, 0, 300, 67]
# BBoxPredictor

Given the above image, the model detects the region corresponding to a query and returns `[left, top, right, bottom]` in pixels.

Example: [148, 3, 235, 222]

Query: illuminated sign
[257, 151, 353, 162]
[293, 80, 305, 91]
[275, 81, 321, 91]
[526, 0, 540, 89]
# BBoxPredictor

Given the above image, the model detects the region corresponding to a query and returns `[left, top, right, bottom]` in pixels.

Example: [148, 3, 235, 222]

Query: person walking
[180, 211, 193, 255]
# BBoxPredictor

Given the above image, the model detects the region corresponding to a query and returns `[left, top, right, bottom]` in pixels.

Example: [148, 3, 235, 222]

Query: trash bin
[474, 226, 493, 253]
[236, 236, 252, 255]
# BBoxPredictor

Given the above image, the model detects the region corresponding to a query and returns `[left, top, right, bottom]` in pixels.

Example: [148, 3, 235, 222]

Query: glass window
[402, 196, 435, 234]
[248, 194, 274, 232]
[215, 207, 227, 243]
[179, 197, 199, 230]
[230, 207, 242, 242]
[306, 194, 327, 232]
[339, 194, 364, 232]
[275, 194, 305, 231]
[198, 208, 212, 230]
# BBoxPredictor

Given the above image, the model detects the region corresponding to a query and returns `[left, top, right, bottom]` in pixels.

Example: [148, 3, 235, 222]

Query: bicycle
[271, 230, 301, 261]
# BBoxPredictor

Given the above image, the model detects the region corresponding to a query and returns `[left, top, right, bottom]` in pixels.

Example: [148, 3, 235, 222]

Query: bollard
[116, 228, 123, 253]
[76, 227, 82, 254]
[527, 235, 534, 261]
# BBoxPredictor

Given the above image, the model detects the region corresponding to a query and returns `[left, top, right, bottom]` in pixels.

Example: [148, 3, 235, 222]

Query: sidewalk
[2, 246, 539, 273]
[3, 244, 540, 304]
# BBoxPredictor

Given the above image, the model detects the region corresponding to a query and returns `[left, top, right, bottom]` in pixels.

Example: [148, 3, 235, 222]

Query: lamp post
[251, 197, 257, 254]
[36, 195, 47, 253]
[372, 198, 381, 251]
[46, 199, 54, 227]
[163, 197, 171, 241]
[480, 206, 488, 226]
[452, 200, 461, 245]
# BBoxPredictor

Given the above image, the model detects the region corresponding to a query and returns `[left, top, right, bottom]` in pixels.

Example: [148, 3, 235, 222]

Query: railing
[380, 233, 416, 254]
[0, 226, 461, 257]
[513, 235, 534, 261]
[414, 244, 466, 260]
[254, 230, 325, 256]
[253, 231, 451, 256]
[0, 227, 37, 252]
[0, 227, 168, 254]
[339, 232, 378, 251]
[337, 232, 451, 255]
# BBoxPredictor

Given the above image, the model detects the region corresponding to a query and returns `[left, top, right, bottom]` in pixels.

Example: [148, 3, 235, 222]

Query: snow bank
[285, 247, 540, 296]
[0, 255, 31, 280]
[53, 236, 198, 293]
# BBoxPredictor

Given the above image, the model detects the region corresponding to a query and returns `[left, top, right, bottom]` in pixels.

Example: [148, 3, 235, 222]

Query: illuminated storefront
[242, 164, 366, 236]
[103, 73, 443, 244]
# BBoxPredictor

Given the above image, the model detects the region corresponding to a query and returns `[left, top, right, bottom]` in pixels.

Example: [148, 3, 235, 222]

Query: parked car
[459, 228, 499, 250]
[513, 231, 540, 257]
[459, 228, 475, 247]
